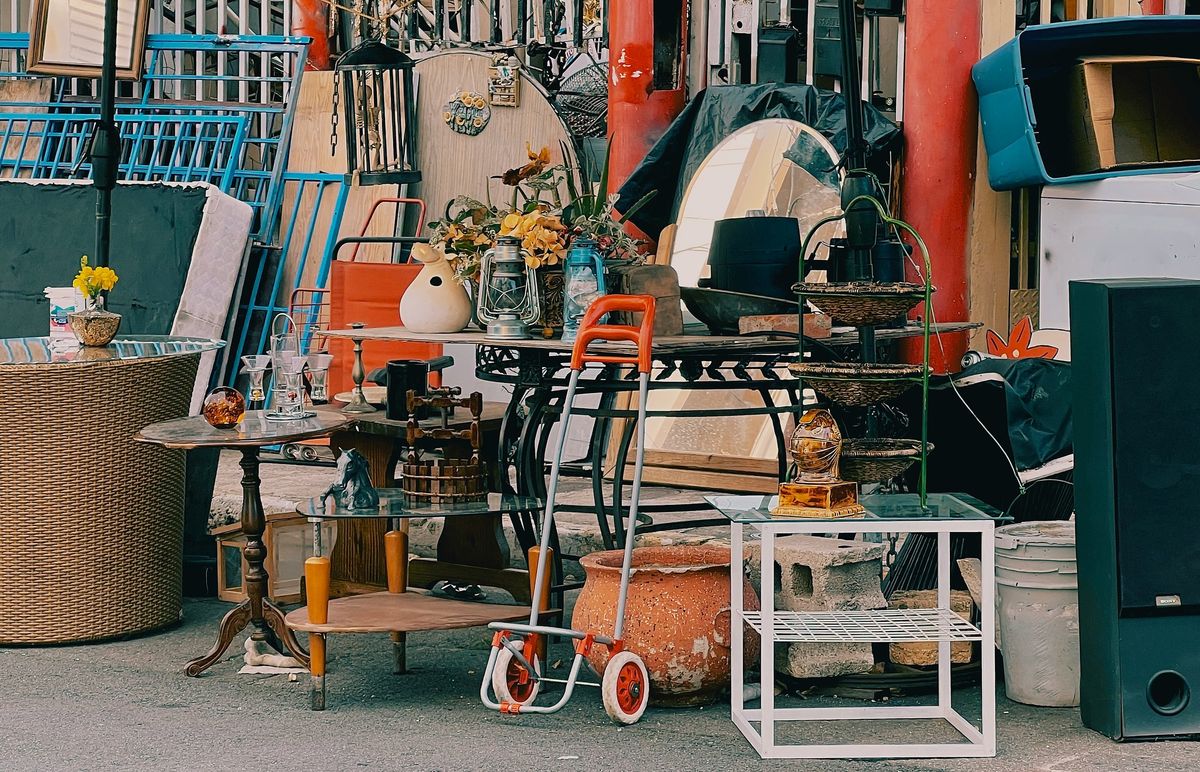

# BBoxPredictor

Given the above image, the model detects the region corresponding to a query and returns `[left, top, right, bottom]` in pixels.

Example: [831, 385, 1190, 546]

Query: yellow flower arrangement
[72, 255, 119, 301]
[499, 210, 567, 269]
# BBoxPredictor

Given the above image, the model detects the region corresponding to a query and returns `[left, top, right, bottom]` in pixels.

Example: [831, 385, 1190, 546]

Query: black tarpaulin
[956, 357, 1073, 471]
[614, 83, 902, 239]
[892, 357, 1072, 513]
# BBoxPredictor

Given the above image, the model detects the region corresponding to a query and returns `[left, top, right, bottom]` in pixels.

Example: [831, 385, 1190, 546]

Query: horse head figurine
[326, 449, 380, 510]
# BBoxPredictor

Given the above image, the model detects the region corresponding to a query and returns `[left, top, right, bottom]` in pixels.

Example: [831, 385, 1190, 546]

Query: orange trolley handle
[569, 294, 656, 374]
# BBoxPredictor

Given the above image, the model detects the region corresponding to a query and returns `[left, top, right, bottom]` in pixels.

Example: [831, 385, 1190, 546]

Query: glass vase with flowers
[67, 256, 121, 347]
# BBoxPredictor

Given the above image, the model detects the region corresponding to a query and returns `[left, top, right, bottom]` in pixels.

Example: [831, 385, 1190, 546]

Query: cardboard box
[1047, 56, 1200, 177]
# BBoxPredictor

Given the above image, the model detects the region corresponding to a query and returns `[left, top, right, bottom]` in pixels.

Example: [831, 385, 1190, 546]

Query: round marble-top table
[136, 409, 349, 676]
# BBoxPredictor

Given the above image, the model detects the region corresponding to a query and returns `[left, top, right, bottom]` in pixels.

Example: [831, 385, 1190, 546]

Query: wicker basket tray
[840, 438, 932, 483]
[792, 282, 929, 327]
[788, 362, 923, 406]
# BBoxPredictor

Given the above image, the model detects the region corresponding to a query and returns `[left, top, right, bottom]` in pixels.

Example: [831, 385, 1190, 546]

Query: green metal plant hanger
[794, 193, 934, 508]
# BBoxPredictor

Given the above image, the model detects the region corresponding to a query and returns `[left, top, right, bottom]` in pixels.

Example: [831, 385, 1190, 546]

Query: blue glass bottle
[561, 237, 606, 342]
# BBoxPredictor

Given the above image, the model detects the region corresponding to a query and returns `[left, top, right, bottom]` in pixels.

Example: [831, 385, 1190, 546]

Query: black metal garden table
[323, 323, 975, 557]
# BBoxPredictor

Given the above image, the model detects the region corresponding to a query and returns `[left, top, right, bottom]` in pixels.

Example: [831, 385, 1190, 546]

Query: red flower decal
[985, 317, 1059, 360]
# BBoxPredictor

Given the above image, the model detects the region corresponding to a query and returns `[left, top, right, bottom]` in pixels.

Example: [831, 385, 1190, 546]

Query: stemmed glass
[307, 352, 334, 404]
[269, 313, 301, 417]
[277, 353, 309, 418]
[241, 355, 272, 407]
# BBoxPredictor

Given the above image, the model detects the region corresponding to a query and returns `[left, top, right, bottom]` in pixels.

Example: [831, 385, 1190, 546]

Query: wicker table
[135, 409, 349, 675]
[0, 336, 222, 644]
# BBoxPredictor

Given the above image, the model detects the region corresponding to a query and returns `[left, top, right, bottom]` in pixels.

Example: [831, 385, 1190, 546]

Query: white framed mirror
[608, 119, 849, 493]
[670, 118, 844, 291]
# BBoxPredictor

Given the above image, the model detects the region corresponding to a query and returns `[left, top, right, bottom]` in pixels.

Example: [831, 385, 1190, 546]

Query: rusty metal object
[572, 545, 760, 707]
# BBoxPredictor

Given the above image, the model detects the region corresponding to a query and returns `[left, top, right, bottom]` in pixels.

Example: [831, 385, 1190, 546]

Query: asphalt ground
[3, 598, 1198, 772]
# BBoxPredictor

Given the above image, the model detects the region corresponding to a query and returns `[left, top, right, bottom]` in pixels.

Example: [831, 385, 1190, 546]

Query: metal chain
[886, 532, 899, 570]
[330, 74, 340, 155]
[317, 0, 416, 32]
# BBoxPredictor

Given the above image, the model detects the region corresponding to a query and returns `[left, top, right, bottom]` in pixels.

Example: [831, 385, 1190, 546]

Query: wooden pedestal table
[325, 403, 514, 594]
[135, 409, 350, 676]
[327, 403, 524, 675]
[289, 490, 546, 710]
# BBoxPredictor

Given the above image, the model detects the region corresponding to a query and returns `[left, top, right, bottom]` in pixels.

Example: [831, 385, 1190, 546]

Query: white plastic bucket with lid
[994, 520, 1079, 707]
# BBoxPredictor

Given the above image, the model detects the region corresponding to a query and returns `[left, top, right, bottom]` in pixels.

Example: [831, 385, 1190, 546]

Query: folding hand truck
[480, 294, 657, 724]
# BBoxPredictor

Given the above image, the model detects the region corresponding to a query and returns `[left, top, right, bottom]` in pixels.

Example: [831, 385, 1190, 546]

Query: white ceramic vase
[398, 243, 473, 333]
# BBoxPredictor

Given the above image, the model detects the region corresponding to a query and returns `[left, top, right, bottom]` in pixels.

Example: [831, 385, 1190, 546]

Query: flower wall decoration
[985, 317, 1059, 360]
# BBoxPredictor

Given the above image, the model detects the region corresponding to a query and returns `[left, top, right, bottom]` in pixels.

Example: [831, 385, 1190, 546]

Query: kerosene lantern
[561, 236, 606, 343]
[333, 38, 420, 186]
[476, 236, 541, 340]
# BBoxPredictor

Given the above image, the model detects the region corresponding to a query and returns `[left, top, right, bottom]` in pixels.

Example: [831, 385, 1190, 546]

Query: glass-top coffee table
[706, 492, 1000, 523]
[0, 335, 222, 365]
[288, 491, 544, 710]
[706, 493, 999, 760]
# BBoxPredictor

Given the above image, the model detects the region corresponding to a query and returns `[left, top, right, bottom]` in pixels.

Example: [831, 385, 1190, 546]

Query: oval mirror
[669, 118, 844, 290]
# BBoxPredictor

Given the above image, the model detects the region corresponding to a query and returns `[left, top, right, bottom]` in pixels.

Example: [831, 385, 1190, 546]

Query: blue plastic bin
[973, 16, 1200, 190]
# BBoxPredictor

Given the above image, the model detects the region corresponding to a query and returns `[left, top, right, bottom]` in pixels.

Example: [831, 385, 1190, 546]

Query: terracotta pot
[572, 545, 760, 707]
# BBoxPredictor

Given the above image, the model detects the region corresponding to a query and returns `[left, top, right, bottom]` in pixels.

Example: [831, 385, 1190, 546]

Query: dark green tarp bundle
[614, 83, 902, 239]
[955, 358, 1073, 470]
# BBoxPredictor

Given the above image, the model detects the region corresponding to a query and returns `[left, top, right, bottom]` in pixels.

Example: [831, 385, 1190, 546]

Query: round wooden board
[413, 50, 577, 224]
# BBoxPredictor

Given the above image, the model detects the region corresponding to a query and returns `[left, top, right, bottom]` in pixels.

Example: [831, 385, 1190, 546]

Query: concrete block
[776, 641, 875, 679]
[746, 535, 886, 613]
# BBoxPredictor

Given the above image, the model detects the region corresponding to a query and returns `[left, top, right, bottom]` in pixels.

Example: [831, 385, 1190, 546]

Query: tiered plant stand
[713, 198, 997, 759]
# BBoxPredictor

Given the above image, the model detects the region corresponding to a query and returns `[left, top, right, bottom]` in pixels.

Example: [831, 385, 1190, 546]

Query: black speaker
[1071, 278, 1200, 741]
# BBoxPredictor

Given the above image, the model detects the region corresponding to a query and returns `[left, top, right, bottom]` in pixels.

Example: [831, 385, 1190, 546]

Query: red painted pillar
[1141, 0, 1166, 14]
[898, 0, 980, 372]
[607, 0, 688, 194]
[292, 0, 331, 70]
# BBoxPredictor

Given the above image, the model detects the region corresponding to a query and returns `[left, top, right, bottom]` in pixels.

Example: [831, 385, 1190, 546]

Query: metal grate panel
[0, 111, 247, 187]
[741, 608, 983, 643]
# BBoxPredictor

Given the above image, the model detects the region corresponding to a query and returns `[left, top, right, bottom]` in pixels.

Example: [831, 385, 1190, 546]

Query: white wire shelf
[742, 608, 983, 643]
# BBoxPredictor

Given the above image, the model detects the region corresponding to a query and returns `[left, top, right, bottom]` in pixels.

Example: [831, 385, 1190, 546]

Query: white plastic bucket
[995, 520, 1079, 707]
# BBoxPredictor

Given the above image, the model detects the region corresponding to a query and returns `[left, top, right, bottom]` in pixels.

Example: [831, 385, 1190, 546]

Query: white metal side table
[708, 493, 997, 760]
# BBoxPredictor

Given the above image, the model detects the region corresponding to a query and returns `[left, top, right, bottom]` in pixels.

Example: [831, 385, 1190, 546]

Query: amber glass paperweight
[773, 409, 865, 518]
[203, 387, 246, 429]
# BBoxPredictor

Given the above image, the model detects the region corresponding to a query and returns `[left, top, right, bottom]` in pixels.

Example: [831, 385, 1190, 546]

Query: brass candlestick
[341, 322, 377, 414]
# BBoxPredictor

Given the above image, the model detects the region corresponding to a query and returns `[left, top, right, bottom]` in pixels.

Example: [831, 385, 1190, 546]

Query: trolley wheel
[282, 444, 299, 460]
[602, 651, 649, 725]
[492, 647, 541, 706]
[300, 446, 319, 461]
